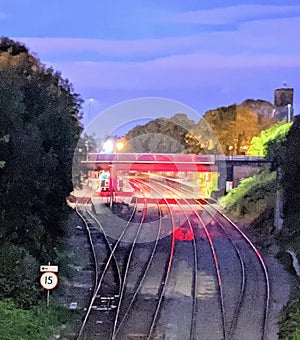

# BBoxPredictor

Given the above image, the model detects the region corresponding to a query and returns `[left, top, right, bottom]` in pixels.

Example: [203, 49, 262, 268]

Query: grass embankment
[220, 168, 276, 228]
[0, 300, 79, 340]
[220, 168, 300, 340]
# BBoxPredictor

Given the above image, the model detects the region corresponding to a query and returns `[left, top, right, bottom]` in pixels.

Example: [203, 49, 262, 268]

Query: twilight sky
[1, 0, 300, 136]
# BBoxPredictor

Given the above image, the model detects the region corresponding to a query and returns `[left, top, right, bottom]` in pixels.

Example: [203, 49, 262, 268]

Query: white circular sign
[40, 272, 58, 290]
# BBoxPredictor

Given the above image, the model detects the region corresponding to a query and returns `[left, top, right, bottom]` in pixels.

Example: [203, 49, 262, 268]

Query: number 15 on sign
[40, 272, 58, 290]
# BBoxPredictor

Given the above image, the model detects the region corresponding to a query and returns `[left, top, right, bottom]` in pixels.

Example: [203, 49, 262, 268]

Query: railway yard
[62, 176, 291, 340]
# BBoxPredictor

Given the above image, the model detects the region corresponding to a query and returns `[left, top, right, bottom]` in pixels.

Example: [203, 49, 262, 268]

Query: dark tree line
[279, 116, 300, 238]
[0, 37, 82, 306]
[123, 113, 195, 153]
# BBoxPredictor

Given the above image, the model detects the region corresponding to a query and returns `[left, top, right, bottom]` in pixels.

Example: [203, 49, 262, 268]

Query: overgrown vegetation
[0, 37, 83, 337]
[278, 292, 300, 340]
[280, 116, 300, 240]
[276, 116, 300, 339]
[247, 122, 291, 156]
[220, 117, 300, 339]
[220, 168, 276, 222]
[0, 300, 78, 340]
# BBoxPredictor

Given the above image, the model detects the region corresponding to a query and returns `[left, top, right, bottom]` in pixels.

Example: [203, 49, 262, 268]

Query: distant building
[274, 86, 294, 122]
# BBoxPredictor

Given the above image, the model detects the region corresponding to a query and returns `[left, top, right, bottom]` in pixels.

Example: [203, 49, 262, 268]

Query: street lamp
[88, 98, 94, 120]
[115, 141, 125, 152]
[84, 141, 89, 160]
[242, 145, 248, 155]
[287, 103, 292, 123]
[102, 139, 115, 153]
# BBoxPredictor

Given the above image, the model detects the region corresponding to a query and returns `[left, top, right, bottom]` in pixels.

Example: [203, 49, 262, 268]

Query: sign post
[40, 263, 59, 307]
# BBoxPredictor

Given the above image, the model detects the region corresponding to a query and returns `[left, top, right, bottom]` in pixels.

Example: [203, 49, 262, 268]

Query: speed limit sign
[40, 272, 58, 290]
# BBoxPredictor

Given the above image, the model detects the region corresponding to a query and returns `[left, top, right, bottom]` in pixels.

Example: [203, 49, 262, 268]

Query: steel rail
[75, 201, 99, 291]
[113, 180, 164, 337]
[85, 205, 123, 297]
[129, 178, 177, 340]
[141, 179, 199, 340]
[76, 191, 138, 340]
[202, 198, 270, 340]
[111, 180, 148, 339]
[149, 176, 227, 340]
[161, 177, 270, 340]
[156, 182, 246, 338]
[196, 204, 246, 338]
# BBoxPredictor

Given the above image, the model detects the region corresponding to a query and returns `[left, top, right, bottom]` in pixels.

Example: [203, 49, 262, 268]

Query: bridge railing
[86, 153, 216, 164]
[85, 153, 267, 164]
[215, 155, 267, 162]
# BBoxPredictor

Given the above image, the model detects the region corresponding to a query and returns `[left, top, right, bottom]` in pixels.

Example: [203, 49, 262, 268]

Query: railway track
[75, 181, 177, 339]
[150, 175, 270, 340]
[129, 178, 197, 340]
[143, 179, 226, 339]
[112, 178, 179, 340]
[75, 201, 124, 339]
[74, 173, 271, 339]
[201, 198, 270, 340]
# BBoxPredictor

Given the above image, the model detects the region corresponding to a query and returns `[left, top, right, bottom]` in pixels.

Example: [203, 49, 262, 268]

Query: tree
[123, 114, 195, 153]
[280, 116, 300, 237]
[72, 133, 98, 188]
[0, 242, 40, 307]
[187, 104, 261, 155]
[185, 118, 222, 154]
[0, 37, 83, 264]
[241, 99, 276, 130]
[185, 100, 276, 155]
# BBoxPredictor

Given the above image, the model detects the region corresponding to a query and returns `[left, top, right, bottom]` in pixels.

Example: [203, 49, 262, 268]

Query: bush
[0, 242, 41, 308]
[278, 292, 300, 340]
[220, 168, 276, 221]
[0, 299, 76, 340]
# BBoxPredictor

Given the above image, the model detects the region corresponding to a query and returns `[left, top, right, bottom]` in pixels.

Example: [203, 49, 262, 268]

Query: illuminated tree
[247, 122, 291, 157]
[185, 118, 221, 154]
[187, 104, 261, 155]
[241, 99, 276, 130]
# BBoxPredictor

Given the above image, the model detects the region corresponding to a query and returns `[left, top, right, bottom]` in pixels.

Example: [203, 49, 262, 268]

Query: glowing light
[115, 141, 125, 151]
[102, 139, 115, 153]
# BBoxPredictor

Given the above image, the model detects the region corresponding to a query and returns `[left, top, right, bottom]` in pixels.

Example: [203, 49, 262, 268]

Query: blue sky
[1, 0, 300, 136]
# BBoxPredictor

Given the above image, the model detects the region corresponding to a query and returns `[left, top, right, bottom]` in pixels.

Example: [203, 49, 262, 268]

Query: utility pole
[287, 103, 291, 123]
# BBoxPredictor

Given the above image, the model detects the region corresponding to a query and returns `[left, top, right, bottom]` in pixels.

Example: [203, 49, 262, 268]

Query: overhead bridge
[83, 153, 219, 203]
[82, 153, 269, 201]
[83, 153, 217, 172]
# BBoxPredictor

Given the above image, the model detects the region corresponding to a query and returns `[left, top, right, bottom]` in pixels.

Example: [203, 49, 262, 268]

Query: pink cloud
[15, 36, 199, 59]
[15, 14, 300, 63]
[48, 50, 300, 94]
